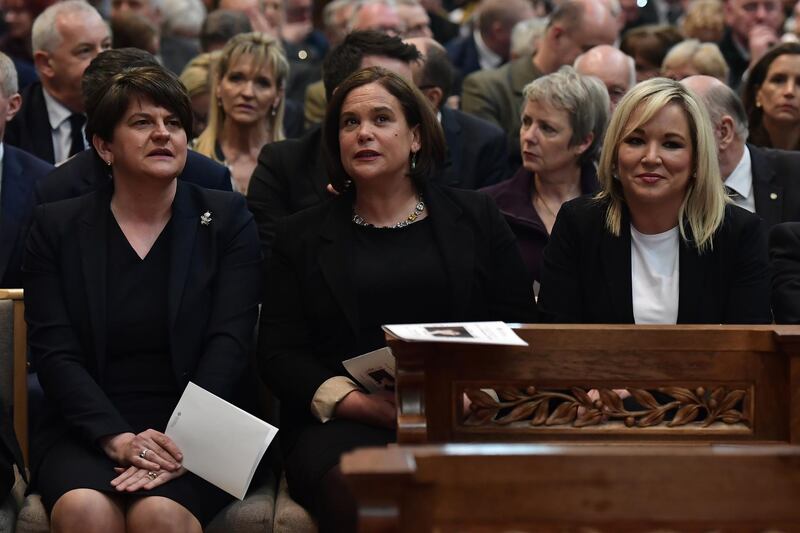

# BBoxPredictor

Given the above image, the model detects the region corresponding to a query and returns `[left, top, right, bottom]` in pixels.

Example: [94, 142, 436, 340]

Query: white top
[42, 89, 85, 166]
[473, 29, 502, 71]
[724, 146, 756, 213]
[630, 224, 680, 325]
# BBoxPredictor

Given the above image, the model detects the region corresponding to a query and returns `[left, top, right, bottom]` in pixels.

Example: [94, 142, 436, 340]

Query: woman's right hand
[334, 390, 397, 429]
[99, 430, 183, 472]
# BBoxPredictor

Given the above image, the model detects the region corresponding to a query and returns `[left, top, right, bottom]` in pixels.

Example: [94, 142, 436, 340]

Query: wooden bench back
[388, 324, 800, 444]
[342, 443, 800, 532]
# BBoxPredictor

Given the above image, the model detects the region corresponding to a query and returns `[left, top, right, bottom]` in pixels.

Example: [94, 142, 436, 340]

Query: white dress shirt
[724, 147, 756, 213]
[42, 89, 85, 166]
[473, 29, 502, 71]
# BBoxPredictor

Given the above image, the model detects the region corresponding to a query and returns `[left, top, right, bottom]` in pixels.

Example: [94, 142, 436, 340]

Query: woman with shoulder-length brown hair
[259, 66, 536, 531]
[538, 77, 771, 325]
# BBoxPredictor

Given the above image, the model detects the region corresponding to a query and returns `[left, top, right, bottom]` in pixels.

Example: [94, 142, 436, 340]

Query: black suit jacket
[34, 149, 232, 205]
[749, 144, 800, 228]
[718, 29, 749, 91]
[440, 107, 510, 188]
[23, 181, 262, 470]
[0, 145, 53, 288]
[769, 222, 800, 324]
[538, 196, 771, 324]
[258, 183, 537, 450]
[5, 82, 56, 164]
[446, 33, 481, 78]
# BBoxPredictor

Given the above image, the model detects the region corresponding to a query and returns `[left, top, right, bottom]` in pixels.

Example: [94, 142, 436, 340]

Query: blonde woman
[538, 78, 771, 324]
[179, 51, 220, 139]
[194, 32, 289, 194]
[662, 39, 729, 82]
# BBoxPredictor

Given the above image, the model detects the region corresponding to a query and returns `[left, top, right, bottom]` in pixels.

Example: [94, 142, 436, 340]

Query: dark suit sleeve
[537, 200, 584, 323]
[217, 166, 233, 192]
[247, 143, 288, 262]
[23, 205, 133, 445]
[480, 193, 538, 322]
[725, 212, 771, 324]
[258, 218, 338, 412]
[191, 194, 262, 398]
[770, 222, 800, 324]
[479, 129, 512, 187]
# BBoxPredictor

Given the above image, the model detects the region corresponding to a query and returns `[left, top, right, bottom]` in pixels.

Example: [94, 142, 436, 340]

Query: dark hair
[83, 48, 160, 117]
[110, 12, 159, 55]
[418, 42, 453, 106]
[200, 9, 253, 52]
[323, 66, 446, 192]
[87, 65, 193, 142]
[620, 24, 684, 69]
[742, 42, 800, 141]
[322, 30, 421, 100]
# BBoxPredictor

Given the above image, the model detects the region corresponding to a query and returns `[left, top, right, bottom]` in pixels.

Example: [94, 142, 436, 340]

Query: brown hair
[87, 65, 193, 142]
[322, 66, 446, 193]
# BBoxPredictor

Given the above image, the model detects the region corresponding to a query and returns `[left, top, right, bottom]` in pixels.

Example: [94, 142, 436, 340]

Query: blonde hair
[194, 32, 289, 161]
[681, 0, 725, 43]
[596, 77, 727, 253]
[662, 39, 729, 82]
[180, 51, 219, 97]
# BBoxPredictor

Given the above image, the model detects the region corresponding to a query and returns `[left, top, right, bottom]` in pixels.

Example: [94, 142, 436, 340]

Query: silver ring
[147, 471, 158, 480]
[139, 448, 149, 460]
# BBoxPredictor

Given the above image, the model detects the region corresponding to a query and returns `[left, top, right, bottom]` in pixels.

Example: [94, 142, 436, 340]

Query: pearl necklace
[352, 196, 426, 229]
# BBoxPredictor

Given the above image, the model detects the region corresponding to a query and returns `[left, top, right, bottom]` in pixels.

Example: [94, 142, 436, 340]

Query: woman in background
[180, 52, 220, 139]
[538, 77, 771, 324]
[193, 32, 289, 194]
[481, 66, 608, 288]
[661, 39, 729, 82]
[742, 42, 800, 151]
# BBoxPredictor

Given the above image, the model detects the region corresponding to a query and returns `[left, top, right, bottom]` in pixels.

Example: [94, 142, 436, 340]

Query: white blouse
[630, 224, 680, 325]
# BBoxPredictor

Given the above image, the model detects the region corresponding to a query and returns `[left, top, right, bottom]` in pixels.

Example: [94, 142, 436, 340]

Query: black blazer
[538, 196, 771, 324]
[23, 181, 262, 469]
[259, 183, 537, 449]
[440, 107, 510, 188]
[5, 82, 56, 164]
[749, 144, 800, 228]
[769, 222, 800, 324]
[34, 149, 232, 205]
[0, 144, 53, 288]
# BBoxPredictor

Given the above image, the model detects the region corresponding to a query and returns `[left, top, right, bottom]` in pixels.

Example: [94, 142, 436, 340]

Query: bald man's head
[574, 44, 633, 111]
[404, 36, 452, 109]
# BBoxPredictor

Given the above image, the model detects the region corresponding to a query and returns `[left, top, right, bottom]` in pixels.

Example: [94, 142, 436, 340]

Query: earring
[411, 151, 418, 170]
[344, 179, 353, 190]
[756, 100, 762, 108]
[105, 160, 111, 166]
[271, 105, 277, 117]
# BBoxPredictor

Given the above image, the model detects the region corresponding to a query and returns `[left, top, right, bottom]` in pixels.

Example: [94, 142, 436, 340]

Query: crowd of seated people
[3, 0, 800, 531]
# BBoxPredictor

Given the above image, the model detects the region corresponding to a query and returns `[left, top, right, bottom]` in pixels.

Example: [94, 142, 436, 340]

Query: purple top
[480, 162, 599, 284]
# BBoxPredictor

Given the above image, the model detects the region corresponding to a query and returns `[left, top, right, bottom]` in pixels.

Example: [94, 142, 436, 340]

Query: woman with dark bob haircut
[24, 64, 262, 532]
[259, 66, 536, 531]
[742, 42, 800, 151]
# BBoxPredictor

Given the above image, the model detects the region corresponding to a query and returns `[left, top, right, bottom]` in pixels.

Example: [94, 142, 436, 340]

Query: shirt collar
[42, 88, 74, 130]
[473, 29, 502, 70]
[723, 145, 753, 200]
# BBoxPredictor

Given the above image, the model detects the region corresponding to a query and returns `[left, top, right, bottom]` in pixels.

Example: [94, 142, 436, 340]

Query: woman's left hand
[110, 465, 187, 492]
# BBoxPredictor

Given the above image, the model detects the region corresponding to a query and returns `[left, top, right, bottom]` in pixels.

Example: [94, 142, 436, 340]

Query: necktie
[68, 113, 86, 157]
[725, 185, 742, 200]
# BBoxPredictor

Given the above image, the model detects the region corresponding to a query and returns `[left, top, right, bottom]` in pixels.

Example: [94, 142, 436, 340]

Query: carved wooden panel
[462, 385, 751, 431]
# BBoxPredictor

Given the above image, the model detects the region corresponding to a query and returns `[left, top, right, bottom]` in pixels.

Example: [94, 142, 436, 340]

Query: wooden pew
[341, 443, 800, 532]
[388, 325, 800, 444]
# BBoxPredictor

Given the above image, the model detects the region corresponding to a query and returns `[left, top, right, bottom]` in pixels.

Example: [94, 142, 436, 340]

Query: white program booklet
[165, 382, 278, 500]
[342, 347, 396, 393]
[382, 321, 528, 346]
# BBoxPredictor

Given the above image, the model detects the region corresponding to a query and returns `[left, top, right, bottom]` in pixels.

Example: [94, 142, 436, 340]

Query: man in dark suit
[445, 0, 533, 87]
[683, 75, 800, 229]
[247, 31, 421, 259]
[408, 37, 510, 187]
[770, 222, 800, 324]
[5, 1, 111, 165]
[35, 48, 232, 205]
[717, 0, 783, 91]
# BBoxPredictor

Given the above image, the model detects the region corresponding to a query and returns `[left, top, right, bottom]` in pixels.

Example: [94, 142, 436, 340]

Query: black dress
[283, 218, 449, 509]
[37, 212, 231, 525]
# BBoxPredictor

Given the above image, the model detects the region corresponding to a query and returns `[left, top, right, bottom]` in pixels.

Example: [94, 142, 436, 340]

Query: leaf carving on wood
[460, 385, 749, 430]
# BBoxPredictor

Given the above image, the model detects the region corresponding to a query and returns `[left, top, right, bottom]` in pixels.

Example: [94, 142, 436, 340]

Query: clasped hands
[99, 429, 185, 493]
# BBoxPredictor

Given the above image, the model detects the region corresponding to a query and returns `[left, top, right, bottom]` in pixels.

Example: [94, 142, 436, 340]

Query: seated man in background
[407, 36, 510, 188]
[35, 48, 232, 205]
[573, 44, 635, 113]
[0, 51, 53, 289]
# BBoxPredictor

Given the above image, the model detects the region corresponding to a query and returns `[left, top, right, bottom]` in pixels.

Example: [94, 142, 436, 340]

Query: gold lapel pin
[770, 193, 778, 200]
